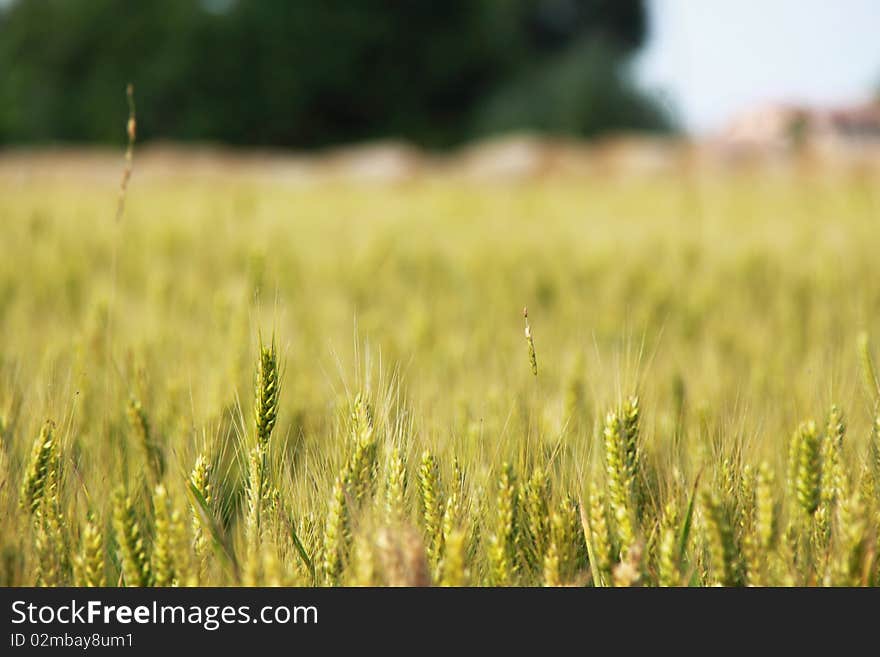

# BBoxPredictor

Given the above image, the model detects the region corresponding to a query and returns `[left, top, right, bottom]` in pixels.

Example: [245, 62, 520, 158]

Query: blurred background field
[2, 139, 880, 450]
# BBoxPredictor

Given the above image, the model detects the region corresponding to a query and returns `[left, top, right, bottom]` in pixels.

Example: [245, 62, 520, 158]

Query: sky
[636, 0, 880, 134]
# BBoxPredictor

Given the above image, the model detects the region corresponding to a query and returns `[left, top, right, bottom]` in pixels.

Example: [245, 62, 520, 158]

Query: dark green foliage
[0, 0, 668, 147]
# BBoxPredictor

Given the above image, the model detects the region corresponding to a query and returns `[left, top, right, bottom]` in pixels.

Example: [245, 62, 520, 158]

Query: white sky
[636, 0, 880, 134]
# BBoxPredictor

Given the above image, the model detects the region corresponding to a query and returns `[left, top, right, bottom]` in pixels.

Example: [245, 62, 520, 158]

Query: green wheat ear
[189, 453, 212, 581]
[488, 463, 518, 585]
[321, 473, 349, 586]
[543, 499, 582, 586]
[520, 465, 550, 572]
[77, 513, 105, 587]
[32, 458, 71, 585]
[152, 483, 181, 587]
[33, 516, 61, 586]
[755, 461, 777, 552]
[794, 421, 821, 518]
[345, 394, 378, 505]
[830, 490, 868, 586]
[20, 420, 57, 515]
[112, 488, 151, 587]
[441, 459, 466, 553]
[658, 502, 681, 587]
[254, 335, 280, 450]
[245, 335, 282, 573]
[523, 307, 538, 377]
[126, 397, 164, 485]
[701, 489, 743, 587]
[818, 405, 845, 540]
[542, 528, 561, 586]
[418, 450, 443, 569]
[439, 528, 468, 586]
[384, 446, 407, 524]
[603, 398, 641, 555]
[554, 495, 585, 583]
[584, 483, 613, 586]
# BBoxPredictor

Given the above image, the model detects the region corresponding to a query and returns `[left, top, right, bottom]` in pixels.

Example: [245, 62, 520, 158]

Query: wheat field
[1, 152, 879, 586]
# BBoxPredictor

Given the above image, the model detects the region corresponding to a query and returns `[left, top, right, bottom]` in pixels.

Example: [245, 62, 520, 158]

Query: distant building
[720, 100, 880, 152]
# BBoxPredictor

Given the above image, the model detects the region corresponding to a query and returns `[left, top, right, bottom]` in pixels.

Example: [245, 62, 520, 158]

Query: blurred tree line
[0, 0, 670, 148]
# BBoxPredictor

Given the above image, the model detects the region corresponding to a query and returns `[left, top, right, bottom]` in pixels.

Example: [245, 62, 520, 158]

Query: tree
[0, 0, 668, 147]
